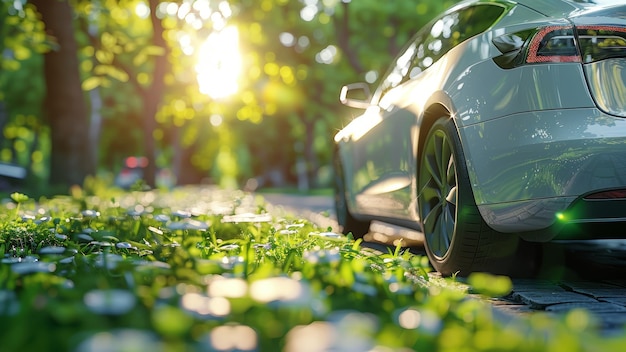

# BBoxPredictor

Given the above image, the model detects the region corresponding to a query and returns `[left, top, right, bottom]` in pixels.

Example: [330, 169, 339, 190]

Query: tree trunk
[32, 0, 94, 187]
[172, 125, 206, 185]
[88, 88, 102, 169]
[140, 0, 169, 188]
[0, 102, 8, 148]
[303, 117, 318, 188]
[333, 2, 364, 74]
[87, 23, 102, 170]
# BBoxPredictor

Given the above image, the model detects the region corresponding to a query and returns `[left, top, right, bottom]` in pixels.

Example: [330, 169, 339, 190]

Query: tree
[137, 0, 167, 187]
[71, 0, 169, 188]
[1, 1, 49, 187]
[31, 0, 94, 187]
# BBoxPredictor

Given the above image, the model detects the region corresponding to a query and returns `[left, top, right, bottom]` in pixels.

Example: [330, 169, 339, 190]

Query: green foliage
[0, 2, 49, 182]
[8, 192, 29, 220]
[0, 0, 49, 71]
[9, 192, 29, 203]
[0, 185, 624, 351]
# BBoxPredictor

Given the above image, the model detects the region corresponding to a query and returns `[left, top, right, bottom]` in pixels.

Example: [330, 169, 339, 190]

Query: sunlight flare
[196, 26, 242, 99]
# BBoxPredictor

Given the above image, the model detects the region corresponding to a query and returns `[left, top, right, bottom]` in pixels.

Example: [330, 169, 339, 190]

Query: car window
[373, 4, 506, 105]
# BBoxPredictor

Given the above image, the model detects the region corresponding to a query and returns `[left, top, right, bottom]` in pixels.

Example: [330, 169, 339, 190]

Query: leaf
[107, 66, 129, 82]
[95, 50, 113, 64]
[100, 32, 117, 49]
[92, 65, 129, 82]
[467, 272, 513, 297]
[133, 52, 147, 67]
[93, 64, 109, 75]
[10, 192, 29, 203]
[13, 46, 31, 61]
[151, 306, 193, 337]
[82, 77, 102, 91]
[143, 45, 165, 57]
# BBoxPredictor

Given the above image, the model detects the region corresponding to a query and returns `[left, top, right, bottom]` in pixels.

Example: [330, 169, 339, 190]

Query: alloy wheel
[420, 128, 458, 258]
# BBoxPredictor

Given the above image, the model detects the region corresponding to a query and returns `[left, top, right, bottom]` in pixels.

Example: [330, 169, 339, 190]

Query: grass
[0, 182, 625, 351]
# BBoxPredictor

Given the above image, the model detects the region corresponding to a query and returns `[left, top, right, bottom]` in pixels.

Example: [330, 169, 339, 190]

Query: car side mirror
[339, 82, 371, 109]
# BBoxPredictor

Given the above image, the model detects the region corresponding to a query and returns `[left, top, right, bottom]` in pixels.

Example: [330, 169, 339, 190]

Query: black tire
[418, 118, 519, 276]
[333, 154, 371, 239]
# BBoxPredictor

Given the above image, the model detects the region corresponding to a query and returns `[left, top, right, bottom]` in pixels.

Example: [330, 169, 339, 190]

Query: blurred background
[0, 0, 458, 196]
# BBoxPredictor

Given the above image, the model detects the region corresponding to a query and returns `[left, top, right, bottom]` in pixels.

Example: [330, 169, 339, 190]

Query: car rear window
[411, 4, 506, 75]
[374, 4, 506, 103]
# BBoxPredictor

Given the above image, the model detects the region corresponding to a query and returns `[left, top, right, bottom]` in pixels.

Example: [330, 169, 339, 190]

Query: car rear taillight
[526, 26, 579, 63]
[125, 156, 149, 169]
[493, 24, 626, 68]
[493, 25, 579, 68]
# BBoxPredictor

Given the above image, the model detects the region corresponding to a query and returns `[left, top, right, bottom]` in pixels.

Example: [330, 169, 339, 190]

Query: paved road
[261, 193, 626, 335]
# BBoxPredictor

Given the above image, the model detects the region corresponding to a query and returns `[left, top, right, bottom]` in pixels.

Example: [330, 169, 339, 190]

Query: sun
[196, 26, 242, 100]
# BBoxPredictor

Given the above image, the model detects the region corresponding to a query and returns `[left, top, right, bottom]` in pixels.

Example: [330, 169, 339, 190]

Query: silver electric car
[333, 0, 626, 275]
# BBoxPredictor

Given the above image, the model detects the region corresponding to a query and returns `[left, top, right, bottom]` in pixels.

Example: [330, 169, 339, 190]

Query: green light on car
[556, 212, 566, 221]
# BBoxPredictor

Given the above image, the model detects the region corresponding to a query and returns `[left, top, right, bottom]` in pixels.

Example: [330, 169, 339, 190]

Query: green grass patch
[0, 185, 623, 351]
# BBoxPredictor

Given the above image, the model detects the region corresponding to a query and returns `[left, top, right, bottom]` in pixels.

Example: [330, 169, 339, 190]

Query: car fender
[415, 90, 458, 178]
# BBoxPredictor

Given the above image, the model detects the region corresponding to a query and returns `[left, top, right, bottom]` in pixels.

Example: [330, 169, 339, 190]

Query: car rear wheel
[334, 154, 371, 239]
[418, 118, 519, 276]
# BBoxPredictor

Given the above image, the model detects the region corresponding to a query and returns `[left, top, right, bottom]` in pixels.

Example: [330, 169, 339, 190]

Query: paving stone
[561, 281, 625, 290]
[599, 297, 626, 307]
[511, 290, 598, 309]
[482, 298, 536, 326]
[572, 288, 626, 298]
[511, 281, 564, 293]
[545, 302, 626, 313]
[491, 301, 535, 316]
[561, 281, 626, 298]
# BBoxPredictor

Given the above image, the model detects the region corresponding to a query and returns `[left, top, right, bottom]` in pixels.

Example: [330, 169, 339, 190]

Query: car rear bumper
[478, 195, 626, 241]
[461, 108, 626, 234]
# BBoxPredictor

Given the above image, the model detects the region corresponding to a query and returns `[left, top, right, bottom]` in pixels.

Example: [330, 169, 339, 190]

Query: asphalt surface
[261, 192, 626, 335]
